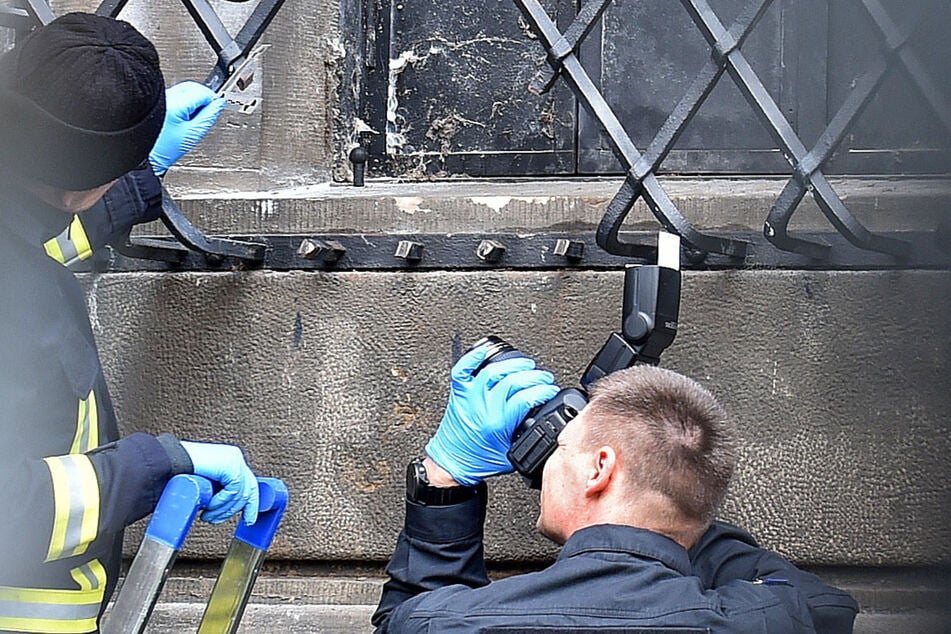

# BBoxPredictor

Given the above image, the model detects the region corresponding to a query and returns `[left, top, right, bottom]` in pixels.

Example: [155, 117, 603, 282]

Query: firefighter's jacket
[0, 169, 188, 633]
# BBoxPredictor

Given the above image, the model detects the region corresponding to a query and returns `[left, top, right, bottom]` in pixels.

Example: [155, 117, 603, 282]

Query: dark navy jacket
[0, 170, 189, 633]
[373, 488, 858, 633]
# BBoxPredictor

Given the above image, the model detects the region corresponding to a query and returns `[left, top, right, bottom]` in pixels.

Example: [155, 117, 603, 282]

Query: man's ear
[584, 446, 617, 497]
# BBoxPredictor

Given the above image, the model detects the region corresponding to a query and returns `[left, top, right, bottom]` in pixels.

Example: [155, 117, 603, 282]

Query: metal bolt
[395, 240, 424, 262]
[684, 247, 707, 264]
[476, 239, 506, 263]
[298, 238, 347, 264]
[553, 238, 584, 262]
[297, 238, 320, 259]
[321, 240, 347, 264]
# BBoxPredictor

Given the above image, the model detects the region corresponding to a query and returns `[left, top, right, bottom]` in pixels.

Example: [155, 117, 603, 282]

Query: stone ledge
[152, 177, 951, 235]
[107, 568, 951, 633]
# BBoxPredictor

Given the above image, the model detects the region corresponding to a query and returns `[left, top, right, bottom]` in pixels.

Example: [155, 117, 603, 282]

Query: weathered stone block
[86, 269, 950, 566]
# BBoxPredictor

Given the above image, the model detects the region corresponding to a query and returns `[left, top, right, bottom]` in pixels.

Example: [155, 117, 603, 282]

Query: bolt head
[476, 239, 506, 262]
[297, 239, 320, 259]
[395, 240, 424, 261]
[553, 238, 584, 261]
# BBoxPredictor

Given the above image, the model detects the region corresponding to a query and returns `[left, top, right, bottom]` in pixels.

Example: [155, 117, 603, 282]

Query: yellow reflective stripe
[0, 560, 105, 633]
[69, 560, 105, 593]
[42, 216, 93, 267]
[43, 456, 101, 562]
[69, 398, 88, 455]
[0, 619, 96, 634]
[44, 236, 66, 264]
[87, 391, 98, 450]
[69, 391, 99, 454]
[67, 216, 92, 263]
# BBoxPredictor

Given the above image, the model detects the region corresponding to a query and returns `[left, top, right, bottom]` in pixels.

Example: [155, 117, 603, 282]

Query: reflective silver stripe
[54, 229, 80, 265]
[0, 560, 105, 632]
[73, 564, 101, 592]
[43, 216, 93, 267]
[78, 398, 91, 453]
[58, 457, 88, 559]
[44, 455, 100, 561]
[0, 599, 99, 621]
[63, 459, 86, 551]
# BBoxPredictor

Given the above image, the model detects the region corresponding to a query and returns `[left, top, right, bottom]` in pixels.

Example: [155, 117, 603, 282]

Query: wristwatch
[406, 458, 480, 506]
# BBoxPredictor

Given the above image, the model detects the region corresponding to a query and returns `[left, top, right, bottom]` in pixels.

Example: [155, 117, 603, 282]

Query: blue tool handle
[145, 474, 214, 550]
[235, 477, 288, 551]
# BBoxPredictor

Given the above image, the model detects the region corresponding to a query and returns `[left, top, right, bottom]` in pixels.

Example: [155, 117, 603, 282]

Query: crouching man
[373, 344, 858, 632]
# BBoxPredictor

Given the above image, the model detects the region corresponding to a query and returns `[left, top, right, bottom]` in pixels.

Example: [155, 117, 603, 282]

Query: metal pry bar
[216, 44, 270, 115]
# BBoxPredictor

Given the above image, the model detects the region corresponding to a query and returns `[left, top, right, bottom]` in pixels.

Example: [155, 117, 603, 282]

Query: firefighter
[0, 13, 260, 632]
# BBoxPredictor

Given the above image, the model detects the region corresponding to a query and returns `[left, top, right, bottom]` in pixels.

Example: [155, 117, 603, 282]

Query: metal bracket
[71, 230, 951, 273]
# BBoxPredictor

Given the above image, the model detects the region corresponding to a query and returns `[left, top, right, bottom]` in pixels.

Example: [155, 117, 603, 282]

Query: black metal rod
[765, 58, 891, 253]
[682, 0, 909, 258]
[81, 231, 951, 274]
[23, 0, 53, 25]
[763, 179, 829, 260]
[179, 0, 241, 63]
[159, 189, 266, 262]
[530, 0, 613, 95]
[95, 0, 132, 18]
[205, 0, 286, 90]
[862, 0, 951, 136]
[634, 0, 773, 180]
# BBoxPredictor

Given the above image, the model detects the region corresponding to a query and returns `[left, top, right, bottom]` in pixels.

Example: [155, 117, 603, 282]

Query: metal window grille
[514, 0, 950, 263]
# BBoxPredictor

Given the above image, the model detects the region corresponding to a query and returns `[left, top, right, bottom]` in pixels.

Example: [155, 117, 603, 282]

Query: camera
[470, 336, 588, 489]
[467, 232, 683, 489]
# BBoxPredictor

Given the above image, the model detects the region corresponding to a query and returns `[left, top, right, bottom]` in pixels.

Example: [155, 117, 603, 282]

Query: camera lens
[470, 336, 526, 375]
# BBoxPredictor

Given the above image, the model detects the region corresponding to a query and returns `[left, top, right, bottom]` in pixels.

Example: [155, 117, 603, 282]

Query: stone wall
[92, 265, 950, 566]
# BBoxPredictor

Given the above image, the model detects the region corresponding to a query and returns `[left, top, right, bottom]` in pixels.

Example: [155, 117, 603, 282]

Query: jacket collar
[558, 524, 692, 577]
[0, 178, 72, 247]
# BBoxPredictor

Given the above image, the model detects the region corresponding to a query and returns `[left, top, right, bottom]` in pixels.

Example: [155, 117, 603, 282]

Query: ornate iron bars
[515, 0, 950, 263]
[0, 0, 286, 266]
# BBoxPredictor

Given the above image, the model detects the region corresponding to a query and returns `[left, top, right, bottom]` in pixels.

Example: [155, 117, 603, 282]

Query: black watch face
[406, 460, 423, 501]
[406, 460, 475, 506]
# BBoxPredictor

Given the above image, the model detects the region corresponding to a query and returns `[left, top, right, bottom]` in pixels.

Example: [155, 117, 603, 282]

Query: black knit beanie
[0, 13, 166, 190]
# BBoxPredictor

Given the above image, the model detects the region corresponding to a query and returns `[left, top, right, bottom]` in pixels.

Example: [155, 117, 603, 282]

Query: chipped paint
[471, 196, 511, 213]
[256, 199, 276, 222]
[394, 196, 433, 214]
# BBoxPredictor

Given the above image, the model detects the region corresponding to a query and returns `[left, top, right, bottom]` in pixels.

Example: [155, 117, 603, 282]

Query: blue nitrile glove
[180, 441, 260, 525]
[149, 81, 227, 176]
[425, 345, 560, 485]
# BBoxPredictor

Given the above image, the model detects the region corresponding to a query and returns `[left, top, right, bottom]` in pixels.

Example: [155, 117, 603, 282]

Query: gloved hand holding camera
[425, 341, 560, 486]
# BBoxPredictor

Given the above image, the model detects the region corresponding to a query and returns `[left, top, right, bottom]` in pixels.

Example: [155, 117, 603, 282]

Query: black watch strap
[406, 458, 480, 506]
